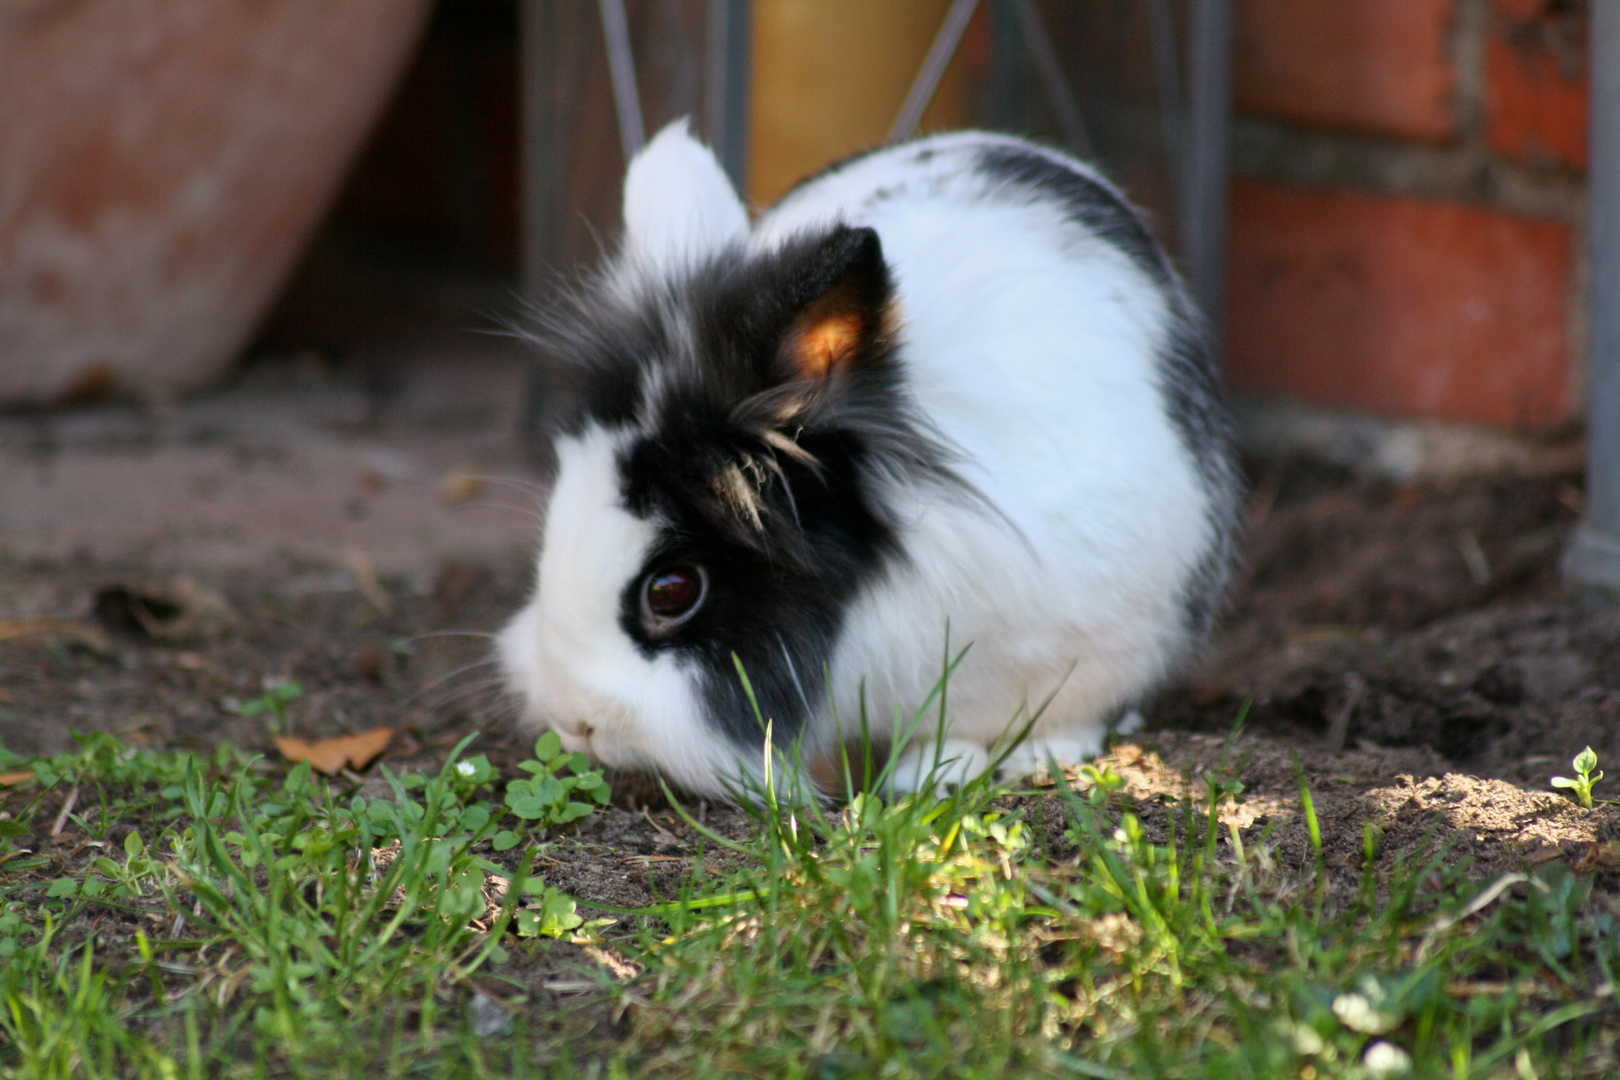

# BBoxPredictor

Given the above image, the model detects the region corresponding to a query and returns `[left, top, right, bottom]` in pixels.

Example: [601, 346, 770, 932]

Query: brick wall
[1227, 0, 1588, 431]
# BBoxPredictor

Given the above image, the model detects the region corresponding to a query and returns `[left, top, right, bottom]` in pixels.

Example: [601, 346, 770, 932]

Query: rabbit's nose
[554, 721, 595, 748]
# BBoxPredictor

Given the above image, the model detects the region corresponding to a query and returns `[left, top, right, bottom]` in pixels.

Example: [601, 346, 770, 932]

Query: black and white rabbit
[499, 119, 1241, 797]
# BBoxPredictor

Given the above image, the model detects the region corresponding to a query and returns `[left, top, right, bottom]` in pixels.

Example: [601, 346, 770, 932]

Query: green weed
[229, 680, 303, 734]
[0, 731, 609, 1077]
[1553, 747, 1605, 810]
[0, 700, 1616, 1077]
[502, 731, 612, 835]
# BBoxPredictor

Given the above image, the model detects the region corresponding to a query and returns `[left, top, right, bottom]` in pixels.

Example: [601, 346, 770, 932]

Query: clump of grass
[2, 694, 1618, 1077]
[0, 732, 606, 1078]
[593, 692, 1619, 1078]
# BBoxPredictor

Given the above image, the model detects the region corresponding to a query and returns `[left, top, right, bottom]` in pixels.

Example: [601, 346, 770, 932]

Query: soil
[5, 366, 1620, 932]
[1157, 463, 1620, 792]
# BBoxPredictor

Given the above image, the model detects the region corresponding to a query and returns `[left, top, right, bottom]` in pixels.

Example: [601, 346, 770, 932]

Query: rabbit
[498, 118, 1241, 799]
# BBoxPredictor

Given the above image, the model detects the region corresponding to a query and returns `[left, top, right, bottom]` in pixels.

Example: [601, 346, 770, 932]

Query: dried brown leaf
[0, 618, 110, 652]
[274, 728, 395, 775]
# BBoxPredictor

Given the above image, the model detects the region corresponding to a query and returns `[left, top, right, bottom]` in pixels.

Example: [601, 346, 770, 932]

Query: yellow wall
[748, 0, 973, 207]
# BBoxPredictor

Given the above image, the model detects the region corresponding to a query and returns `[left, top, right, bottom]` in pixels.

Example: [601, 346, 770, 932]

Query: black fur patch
[541, 289, 668, 434]
[974, 143, 1171, 287]
[536, 226, 963, 749]
[616, 420, 897, 747]
[774, 143, 887, 205]
[975, 141, 1241, 635]
[1159, 313, 1242, 635]
[521, 135, 1241, 750]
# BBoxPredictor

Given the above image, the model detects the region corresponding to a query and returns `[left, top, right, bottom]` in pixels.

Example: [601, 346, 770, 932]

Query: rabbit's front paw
[888, 738, 992, 797]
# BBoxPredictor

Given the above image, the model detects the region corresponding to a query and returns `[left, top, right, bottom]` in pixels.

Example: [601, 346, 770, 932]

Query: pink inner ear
[789, 312, 865, 380]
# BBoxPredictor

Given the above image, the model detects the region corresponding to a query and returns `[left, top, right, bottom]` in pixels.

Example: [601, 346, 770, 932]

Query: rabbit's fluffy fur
[499, 120, 1240, 797]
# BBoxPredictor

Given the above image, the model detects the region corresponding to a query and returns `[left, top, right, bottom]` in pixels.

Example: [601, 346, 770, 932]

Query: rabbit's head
[499, 121, 958, 796]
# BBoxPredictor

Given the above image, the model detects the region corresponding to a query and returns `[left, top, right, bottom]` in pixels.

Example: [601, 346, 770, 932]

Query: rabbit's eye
[641, 565, 707, 632]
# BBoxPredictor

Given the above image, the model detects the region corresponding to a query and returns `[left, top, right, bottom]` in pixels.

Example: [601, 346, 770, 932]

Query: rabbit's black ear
[777, 226, 894, 382]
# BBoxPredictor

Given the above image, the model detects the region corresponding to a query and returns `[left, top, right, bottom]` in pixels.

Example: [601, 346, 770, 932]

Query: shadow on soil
[4, 458, 1619, 932]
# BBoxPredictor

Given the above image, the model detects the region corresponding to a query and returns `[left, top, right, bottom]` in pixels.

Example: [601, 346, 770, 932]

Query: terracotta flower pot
[0, 0, 433, 404]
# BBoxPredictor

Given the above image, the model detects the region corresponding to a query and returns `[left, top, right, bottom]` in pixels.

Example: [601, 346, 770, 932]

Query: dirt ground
[4, 355, 1620, 917]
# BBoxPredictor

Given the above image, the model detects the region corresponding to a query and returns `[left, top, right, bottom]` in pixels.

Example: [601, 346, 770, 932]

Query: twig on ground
[1325, 673, 1365, 752]
[50, 785, 80, 836]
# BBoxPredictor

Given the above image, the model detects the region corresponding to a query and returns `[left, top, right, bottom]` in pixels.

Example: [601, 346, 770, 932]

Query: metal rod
[1146, 0, 1185, 217]
[705, 0, 752, 194]
[888, 0, 981, 145]
[1564, 0, 1620, 591]
[1010, 0, 1092, 159]
[598, 0, 645, 162]
[1182, 0, 1234, 357]
[520, 0, 560, 292]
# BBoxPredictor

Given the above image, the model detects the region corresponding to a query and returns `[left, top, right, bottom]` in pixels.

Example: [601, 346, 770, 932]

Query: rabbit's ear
[623, 118, 748, 272]
[777, 226, 893, 382]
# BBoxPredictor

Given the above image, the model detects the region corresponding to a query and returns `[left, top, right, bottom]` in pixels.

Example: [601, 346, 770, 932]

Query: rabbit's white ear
[623, 118, 748, 272]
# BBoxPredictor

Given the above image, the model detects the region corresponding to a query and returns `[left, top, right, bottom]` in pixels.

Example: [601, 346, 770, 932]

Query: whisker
[464, 500, 549, 526]
[423, 681, 515, 718]
[455, 693, 524, 732]
[420, 672, 508, 701]
[471, 474, 552, 497]
[777, 632, 815, 720]
[406, 656, 504, 707]
[417, 674, 517, 718]
[398, 630, 499, 645]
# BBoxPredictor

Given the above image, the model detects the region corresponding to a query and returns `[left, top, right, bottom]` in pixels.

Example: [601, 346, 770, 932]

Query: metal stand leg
[705, 0, 751, 195]
[1146, 0, 1185, 217]
[1565, 0, 1620, 592]
[893, 0, 1091, 159]
[598, 0, 645, 161]
[1010, 0, 1092, 158]
[1182, 0, 1234, 356]
[520, 0, 561, 293]
[889, 0, 982, 145]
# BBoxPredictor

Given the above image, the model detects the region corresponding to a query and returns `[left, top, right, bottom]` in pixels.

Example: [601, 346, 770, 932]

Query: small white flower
[1333, 977, 1401, 1035]
[1363, 1041, 1412, 1078]
[456, 761, 477, 778]
[1288, 1023, 1325, 1056]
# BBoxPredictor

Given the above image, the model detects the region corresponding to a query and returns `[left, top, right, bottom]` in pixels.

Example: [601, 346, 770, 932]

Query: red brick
[1234, 0, 1457, 141]
[1225, 179, 1573, 430]
[1486, 0, 1589, 171]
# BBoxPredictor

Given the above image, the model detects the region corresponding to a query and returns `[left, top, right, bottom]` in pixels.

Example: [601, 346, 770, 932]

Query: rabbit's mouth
[552, 721, 595, 755]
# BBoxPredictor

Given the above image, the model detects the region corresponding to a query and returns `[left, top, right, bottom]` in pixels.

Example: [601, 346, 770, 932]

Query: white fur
[502, 123, 1223, 799]
[621, 118, 748, 274]
[889, 739, 993, 796]
[756, 134, 1214, 793]
[496, 426, 745, 794]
